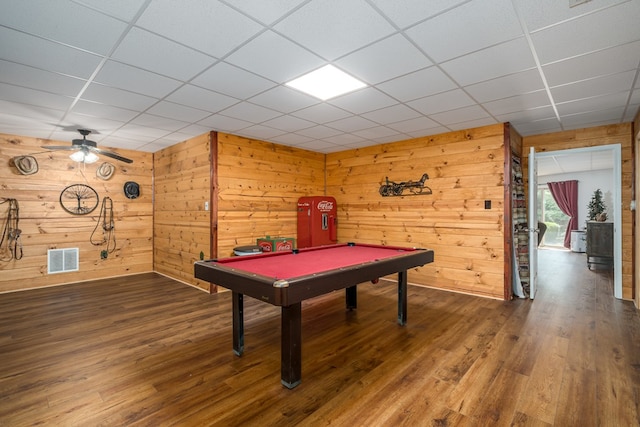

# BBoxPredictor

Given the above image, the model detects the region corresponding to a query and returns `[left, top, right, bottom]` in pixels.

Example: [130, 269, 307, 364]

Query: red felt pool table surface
[194, 242, 434, 388]
[213, 243, 419, 279]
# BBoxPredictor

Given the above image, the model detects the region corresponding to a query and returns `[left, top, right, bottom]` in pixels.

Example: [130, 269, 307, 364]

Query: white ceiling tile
[166, 85, 239, 113]
[0, 101, 65, 124]
[291, 104, 352, 123]
[336, 34, 432, 84]
[386, 116, 441, 133]
[323, 133, 366, 145]
[550, 70, 637, 103]
[295, 140, 344, 152]
[219, 101, 283, 123]
[495, 106, 558, 124]
[114, 123, 174, 140]
[560, 106, 626, 125]
[406, 0, 523, 62]
[261, 115, 316, 132]
[514, 0, 631, 32]
[447, 117, 498, 131]
[229, 0, 308, 25]
[197, 114, 253, 132]
[542, 41, 640, 87]
[175, 123, 215, 137]
[0, 83, 73, 111]
[95, 61, 183, 98]
[0, 0, 637, 154]
[130, 113, 190, 132]
[531, 0, 640, 64]
[238, 125, 287, 140]
[0, 27, 102, 79]
[71, 100, 140, 122]
[429, 105, 490, 125]
[136, 0, 263, 58]
[483, 91, 551, 116]
[112, 28, 214, 81]
[326, 116, 378, 132]
[145, 101, 211, 122]
[269, 132, 315, 146]
[377, 67, 457, 102]
[225, 31, 324, 83]
[511, 117, 561, 136]
[62, 113, 127, 134]
[328, 88, 397, 115]
[441, 37, 537, 86]
[74, 0, 148, 21]
[82, 83, 158, 111]
[408, 89, 475, 116]
[556, 92, 631, 116]
[362, 104, 422, 125]
[295, 125, 343, 139]
[0, 60, 86, 96]
[274, 0, 395, 60]
[0, 0, 128, 55]
[465, 69, 545, 103]
[353, 126, 400, 139]
[192, 62, 277, 99]
[248, 86, 319, 113]
[368, 0, 469, 28]
[405, 126, 450, 138]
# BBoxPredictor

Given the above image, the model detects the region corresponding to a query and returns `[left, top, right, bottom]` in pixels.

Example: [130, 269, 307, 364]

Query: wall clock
[59, 184, 99, 215]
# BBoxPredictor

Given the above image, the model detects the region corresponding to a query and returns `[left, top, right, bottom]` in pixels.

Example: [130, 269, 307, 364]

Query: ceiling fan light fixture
[70, 150, 99, 164]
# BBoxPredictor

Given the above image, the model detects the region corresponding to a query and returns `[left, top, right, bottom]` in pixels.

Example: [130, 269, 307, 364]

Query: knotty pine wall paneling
[326, 124, 508, 299]
[0, 133, 153, 293]
[153, 132, 212, 291]
[635, 108, 640, 307]
[523, 123, 634, 300]
[215, 133, 325, 262]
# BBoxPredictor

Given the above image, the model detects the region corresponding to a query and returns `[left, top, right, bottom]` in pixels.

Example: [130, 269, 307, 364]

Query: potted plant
[587, 188, 607, 222]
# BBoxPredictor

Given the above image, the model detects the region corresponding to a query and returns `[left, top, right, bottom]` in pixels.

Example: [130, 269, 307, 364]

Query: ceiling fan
[42, 129, 133, 164]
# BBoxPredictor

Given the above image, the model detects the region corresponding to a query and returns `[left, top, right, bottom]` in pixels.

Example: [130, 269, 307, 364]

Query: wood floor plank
[1, 249, 639, 425]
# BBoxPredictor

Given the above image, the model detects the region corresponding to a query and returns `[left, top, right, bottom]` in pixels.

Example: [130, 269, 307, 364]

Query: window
[537, 185, 570, 247]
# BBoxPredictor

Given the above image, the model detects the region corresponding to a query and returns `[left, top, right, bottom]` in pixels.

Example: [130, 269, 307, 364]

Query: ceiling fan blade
[91, 147, 133, 164]
[42, 145, 81, 151]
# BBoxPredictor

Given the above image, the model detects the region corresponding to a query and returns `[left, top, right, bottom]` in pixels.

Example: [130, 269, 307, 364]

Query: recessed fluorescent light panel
[285, 65, 367, 100]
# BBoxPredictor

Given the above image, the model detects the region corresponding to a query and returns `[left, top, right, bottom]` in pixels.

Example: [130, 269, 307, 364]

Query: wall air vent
[47, 248, 79, 274]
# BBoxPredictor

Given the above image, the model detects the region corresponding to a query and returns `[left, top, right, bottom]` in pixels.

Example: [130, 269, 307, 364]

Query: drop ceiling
[0, 0, 638, 154]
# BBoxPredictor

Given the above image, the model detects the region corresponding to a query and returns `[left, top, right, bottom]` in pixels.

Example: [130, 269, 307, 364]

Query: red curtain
[547, 180, 579, 248]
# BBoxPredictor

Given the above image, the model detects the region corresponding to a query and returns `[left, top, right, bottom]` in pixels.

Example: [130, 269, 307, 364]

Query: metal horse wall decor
[379, 173, 432, 197]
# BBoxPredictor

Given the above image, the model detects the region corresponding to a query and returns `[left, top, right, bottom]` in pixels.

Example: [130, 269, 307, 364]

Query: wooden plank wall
[325, 124, 508, 299]
[215, 133, 325, 260]
[0, 133, 153, 293]
[522, 123, 634, 299]
[635, 109, 640, 308]
[153, 132, 212, 291]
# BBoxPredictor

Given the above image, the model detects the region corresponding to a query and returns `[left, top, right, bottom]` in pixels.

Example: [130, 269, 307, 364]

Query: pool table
[194, 242, 434, 388]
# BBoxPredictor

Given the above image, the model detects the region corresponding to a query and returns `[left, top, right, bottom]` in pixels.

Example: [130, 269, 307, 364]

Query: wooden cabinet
[586, 221, 613, 269]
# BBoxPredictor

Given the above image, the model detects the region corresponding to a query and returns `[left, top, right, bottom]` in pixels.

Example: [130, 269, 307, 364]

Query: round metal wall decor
[60, 184, 99, 215]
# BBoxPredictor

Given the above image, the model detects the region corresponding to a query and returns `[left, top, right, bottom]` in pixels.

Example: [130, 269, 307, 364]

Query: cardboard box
[257, 236, 296, 252]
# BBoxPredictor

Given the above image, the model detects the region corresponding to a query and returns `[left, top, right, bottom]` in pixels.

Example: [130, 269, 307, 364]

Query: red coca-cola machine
[297, 196, 337, 248]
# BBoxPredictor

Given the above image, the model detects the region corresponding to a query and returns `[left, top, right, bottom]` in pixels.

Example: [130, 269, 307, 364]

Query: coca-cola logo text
[317, 200, 334, 211]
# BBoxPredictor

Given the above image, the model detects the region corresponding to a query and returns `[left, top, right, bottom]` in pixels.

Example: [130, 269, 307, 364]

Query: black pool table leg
[232, 291, 244, 356]
[398, 270, 407, 326]
[345, 285, 357, 310]
[281, 302, 302, 389]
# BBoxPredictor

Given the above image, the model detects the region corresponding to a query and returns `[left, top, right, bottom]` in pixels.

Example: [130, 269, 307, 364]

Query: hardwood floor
[1, 251, 638, 426]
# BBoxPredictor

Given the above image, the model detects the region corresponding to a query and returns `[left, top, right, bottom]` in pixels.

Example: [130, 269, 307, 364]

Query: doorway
[532, 144, 622, 299]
